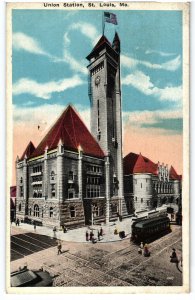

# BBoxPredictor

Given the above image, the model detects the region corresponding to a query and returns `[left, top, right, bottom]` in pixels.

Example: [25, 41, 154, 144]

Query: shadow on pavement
[11, 233, 59, 261]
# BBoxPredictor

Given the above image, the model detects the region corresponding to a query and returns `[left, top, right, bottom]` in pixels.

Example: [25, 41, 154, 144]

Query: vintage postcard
[6, 1, 189, 294]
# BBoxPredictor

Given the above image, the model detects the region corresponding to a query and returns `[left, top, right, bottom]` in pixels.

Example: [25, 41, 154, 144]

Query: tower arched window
[20, 177, 23, 184]
[18, 203, 21, 212]
[34, 204, 39, 217]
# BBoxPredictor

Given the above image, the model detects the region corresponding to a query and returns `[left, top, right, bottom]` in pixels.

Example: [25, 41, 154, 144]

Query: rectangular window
[141, 183, 142, 188]
[51, 184, 56, 198]
[20, 186, 23, 197]
[147, 200, 149, 206]
[141, 198, 143, 203]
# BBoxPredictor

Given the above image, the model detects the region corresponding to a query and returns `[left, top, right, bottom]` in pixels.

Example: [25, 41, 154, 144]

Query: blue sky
[12, 9, 183, 140]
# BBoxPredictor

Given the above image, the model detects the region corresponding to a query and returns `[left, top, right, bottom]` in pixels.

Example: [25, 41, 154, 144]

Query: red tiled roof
[123, 152, 158, 175]
[10, 186, 16, 198]
[86, 35, 111, 60]
[30, 105, 105, 159]
[169, 165, 180, 180]
[133, 153, 158, 174]
[123, 152, 139, 175]
[20, 141, 35, 160]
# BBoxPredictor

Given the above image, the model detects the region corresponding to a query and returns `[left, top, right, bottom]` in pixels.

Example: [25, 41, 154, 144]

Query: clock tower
[86, 32, 125, 219]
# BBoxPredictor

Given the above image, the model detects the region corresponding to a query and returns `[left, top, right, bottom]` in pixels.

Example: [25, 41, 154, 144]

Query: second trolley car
[131, 215, 171, 244]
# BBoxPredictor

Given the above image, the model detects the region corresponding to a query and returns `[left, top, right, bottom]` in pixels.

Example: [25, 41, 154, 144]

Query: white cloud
[123, 109, 182, 127]
[13, 103, 90, 134]
[13, 32, 49, 56]
[69, 22, 100, 46]
[13, 75, 85, 99]
[122, 70, 182, 102]
[53, 50, 87, 75]
[121, 54, 181, 72]
[145, 49, 176, 57]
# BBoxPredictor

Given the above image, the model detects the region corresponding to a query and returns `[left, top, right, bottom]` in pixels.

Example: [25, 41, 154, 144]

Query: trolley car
[131, 216, 171, 244]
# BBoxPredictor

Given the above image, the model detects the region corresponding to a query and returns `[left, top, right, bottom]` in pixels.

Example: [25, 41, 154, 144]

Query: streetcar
[131, 215, 171, 244]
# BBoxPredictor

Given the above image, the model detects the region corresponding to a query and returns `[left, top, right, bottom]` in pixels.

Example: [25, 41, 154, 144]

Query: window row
[86, 177, 100, 185]
[32, 175, 42, 183]
[32, 165, 42, 174]
[86, 185, 100, 198]
[28, 205, 76, 218]
[86, 165, 101, 174]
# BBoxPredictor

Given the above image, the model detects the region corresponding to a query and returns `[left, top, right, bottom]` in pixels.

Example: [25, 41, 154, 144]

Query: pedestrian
[170, 248, 178, 263]
[86, 230, 89, 241]
[100, 227, 103, 236]
[143, 244, 150, 257]
[53, 226, 57, 239]
[140, 242, 144, 249]
[63, 225, 67, 233]
[16, 218, 20, 226]
[92, 235, 97, 244]
[89, 230, 93, 241]
[97, 230, 101, 241]
[57, 240, 62, 255]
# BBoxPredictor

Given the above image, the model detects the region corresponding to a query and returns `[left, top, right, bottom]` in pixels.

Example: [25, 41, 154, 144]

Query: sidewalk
[12, 218, 133, 243]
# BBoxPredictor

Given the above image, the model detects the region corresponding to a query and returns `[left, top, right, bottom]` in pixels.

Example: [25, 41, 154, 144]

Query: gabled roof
[30, 105, 105, 159]
[123, 152, 158, 175]
[123, 152, 139, 175]
[169, 165, 180, 180]
[20, 141, 35, 161]
[133, 153, 158, 174]
[86, 35, 112, 60]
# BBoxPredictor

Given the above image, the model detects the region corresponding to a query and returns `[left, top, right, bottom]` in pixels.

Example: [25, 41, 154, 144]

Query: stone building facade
[124, 153, 182, 214]
[15, 33, 182, 228]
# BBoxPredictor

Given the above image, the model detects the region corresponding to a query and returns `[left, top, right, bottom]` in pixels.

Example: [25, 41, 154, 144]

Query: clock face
[95, 76, 100, 86]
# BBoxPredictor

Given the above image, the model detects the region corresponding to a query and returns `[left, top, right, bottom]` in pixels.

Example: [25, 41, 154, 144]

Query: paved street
[10, 224, 182, 287]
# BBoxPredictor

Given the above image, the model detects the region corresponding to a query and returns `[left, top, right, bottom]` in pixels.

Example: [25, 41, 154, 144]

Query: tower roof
[112, 31, 120, 52]
[30, 105, 105, 159]
[123, 152, 140, 175]
[20, 141, 35, 161]
[133, 153, 158, 174]
[86, 35, 112, 60]
[123, 152, 158, 175]
[169, 165, 180, 180]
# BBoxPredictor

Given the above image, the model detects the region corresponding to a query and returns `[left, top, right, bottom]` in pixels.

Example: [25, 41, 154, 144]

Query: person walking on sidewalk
[53, 226, 57, 239]
[86, 230, 89, 241]
[57, 240, 62, 255]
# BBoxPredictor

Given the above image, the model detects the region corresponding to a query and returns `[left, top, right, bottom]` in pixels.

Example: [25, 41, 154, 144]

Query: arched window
[34, 204, 39, 217]
[70, 206, 75, 218]
[18, 203, 21, 212]
[49, 207, 53, 218]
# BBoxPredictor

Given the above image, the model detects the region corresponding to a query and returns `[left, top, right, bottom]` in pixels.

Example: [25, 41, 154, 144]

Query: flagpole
[102, 11, 105, 36]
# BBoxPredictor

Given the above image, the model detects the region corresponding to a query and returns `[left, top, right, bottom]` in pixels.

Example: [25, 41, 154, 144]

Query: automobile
[11, 266, 53, 287]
